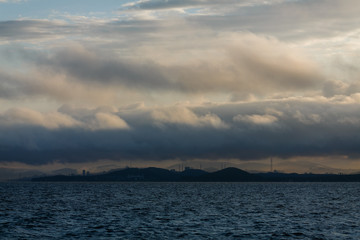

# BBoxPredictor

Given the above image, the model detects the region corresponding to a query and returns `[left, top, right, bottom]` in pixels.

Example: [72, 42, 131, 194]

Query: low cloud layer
[0, 106, 130, 131]
[1, 99, 360, 164]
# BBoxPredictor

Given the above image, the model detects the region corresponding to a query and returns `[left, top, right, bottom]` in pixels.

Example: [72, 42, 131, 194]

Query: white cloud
[90, 112, 130, 130]
[233, 114, 278, 125]
[0, 107, 130, 130]
[151, 106, 228, 129]
[0, 108, 81, 129]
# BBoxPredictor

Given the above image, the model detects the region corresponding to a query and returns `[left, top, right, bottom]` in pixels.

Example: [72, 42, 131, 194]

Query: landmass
[31, 167, 360, 182]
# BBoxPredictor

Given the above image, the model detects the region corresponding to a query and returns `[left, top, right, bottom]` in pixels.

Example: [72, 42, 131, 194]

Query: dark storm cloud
[1, 100, 360, 164]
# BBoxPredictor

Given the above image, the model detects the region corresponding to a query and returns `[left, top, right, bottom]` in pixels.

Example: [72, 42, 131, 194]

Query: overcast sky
[1, 0, 360, 173]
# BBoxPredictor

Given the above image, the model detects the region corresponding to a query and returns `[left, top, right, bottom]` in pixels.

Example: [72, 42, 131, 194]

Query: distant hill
[31, 167, 360, 182]
[105, 167, 179, 181]
[197, 167, 261, 182]
[32, 167, 208, 182]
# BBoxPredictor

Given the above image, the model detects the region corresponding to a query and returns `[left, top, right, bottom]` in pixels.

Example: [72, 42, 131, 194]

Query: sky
[1, 0, 360, 174]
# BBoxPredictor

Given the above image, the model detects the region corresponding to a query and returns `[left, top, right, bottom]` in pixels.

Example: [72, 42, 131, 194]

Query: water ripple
[1, 182, 360, 239]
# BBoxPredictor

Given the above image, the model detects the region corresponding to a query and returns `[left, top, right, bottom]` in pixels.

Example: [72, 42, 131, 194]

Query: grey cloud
[323, 81, 360, 98]
[125, 0, 209, 10]
[1, 100, 360, 164]
[3, 45, 173, 91]
[119, 0, 360, 42]
[322, 81, 349, 97]
[0, 72, 19, 99]
[0, 0, 358, 47]
[0, 18, 162, 43]
[0, 20, 74, 40]
[0, 57, 122, 103]
[0, 70, 73, 101]
[124, 0, 253, 10]
[189, 0, 360, 40]
[2, 0, 358, 44]
[41, 47, 173, 90]
[0, 71, 46, 100]
[5, 39, 324, 99]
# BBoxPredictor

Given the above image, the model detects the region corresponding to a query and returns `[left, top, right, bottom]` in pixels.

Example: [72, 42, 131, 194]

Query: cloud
[0, 1, 357, 105]
[119, 0, 360, 42]
[123, 0, 265, 10]
[0, 20, 70, 41]
[2, 0, 359, 44]
[0, 107, 129, 131]
[151, 106, 228, 129]
[293, 110, 321, 125]
[0, 0, 359, 169]
[90, 112, 130, 130]
[233, 114, 278, 125]
[0, 108, 80, 129]
[322, 80, 349, 97]
[1, 33, 324, 104]
[189, 0, 360, 41]
[0, 99, 360, 164]
[0, 63, 120, 105]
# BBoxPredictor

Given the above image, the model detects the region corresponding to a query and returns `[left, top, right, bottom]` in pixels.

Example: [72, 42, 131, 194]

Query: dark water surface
[1, 182, 360, 239]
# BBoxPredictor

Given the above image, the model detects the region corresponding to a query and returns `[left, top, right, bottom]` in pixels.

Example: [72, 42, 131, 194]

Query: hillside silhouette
[31, 167, 360, 182]
[196, 167, 261, 182]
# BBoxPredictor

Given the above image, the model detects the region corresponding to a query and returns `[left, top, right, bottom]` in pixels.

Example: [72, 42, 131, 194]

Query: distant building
[82, 170, 86, 176]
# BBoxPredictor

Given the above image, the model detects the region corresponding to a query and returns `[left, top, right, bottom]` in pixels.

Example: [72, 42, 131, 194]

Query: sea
[1, 182, 360, 239]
